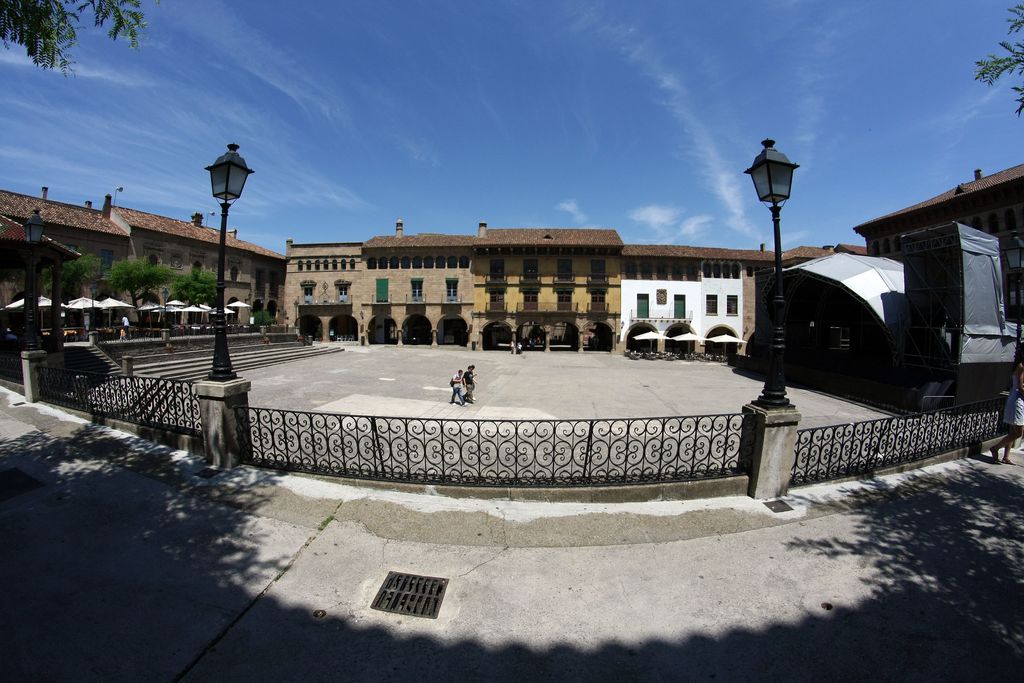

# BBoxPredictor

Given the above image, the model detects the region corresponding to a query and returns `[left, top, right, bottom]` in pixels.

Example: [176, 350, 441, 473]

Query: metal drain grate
[371, 571, 448, 619]
[0, 468, 44, 503]
[764, 499, 794, 513]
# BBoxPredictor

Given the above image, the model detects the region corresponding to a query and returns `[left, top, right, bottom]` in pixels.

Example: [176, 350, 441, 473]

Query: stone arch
[665, 322, 695, 354]
[367, 315, 397, 344]
[252, 299, 264, 313]
[266, 300, 277, 319]
[402, 314, 432, 345]
[583, 321, 614, 352]
[517, 322, 547, 351]
[548, 320, 579, 351]
[482, 321, 513, 350]
[437, 315, 468, 346]
[329, 314, 358, 341]
[626, 322, 658, 351]
[704, 324, 741, 356]
[297, 314, 322, 339]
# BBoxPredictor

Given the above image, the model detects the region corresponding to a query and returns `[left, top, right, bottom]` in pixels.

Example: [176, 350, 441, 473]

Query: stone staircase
[130, 341, 343, 381]
[63, 345, 121, 375]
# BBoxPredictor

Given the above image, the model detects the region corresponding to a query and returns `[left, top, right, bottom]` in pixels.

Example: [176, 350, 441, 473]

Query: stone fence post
[743, 403, 802, 499]
[20, 350, 47, 403]
[122, 356, 134, 377]
[88, 331, 99, 346]
[194, 378, 250, 469]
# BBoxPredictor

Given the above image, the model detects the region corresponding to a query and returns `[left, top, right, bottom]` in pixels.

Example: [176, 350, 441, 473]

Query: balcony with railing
[587, 272, 608, 285]
[520, 272, 540, 283]
[486, 272, 507, 284]
[554, 272, 575, 283]
[515, 302, 579, 313]
[407, 294, 425, 304]
[630, 308, 693, 323]
[487, 301, 506, 313]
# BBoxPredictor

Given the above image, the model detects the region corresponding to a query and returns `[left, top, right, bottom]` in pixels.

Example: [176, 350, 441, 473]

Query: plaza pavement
[245, 343, 887, 428]
[1, 383, 1022, 681]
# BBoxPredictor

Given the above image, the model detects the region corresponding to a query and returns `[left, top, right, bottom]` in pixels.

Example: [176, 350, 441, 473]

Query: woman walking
[992, 347, 1024, 464]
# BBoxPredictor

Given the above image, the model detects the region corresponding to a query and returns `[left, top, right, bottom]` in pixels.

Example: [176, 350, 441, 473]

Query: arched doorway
[482, 321, 513, 350]
[329, 314, 358, 341]
[402, 314, 432, 345]
[266, 300, 277, 319]
[253, 299, 264, 313]
[626, 323, 658, 351]
[517, 322, 546, 351]
[367, 316, 397, 344]
[298, 314, 322, 340]
[549, 321, 579, 351]
[665, 323, 695, 355]
[584, 322, 614, 351]
[438, 316, 468, 346]
[704, 325, 740, 356]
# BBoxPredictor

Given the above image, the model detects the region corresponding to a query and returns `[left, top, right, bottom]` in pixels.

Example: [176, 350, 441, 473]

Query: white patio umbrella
[164, 299, 187, 307]
[670, 332, 705, 342]
[632, 330, 665, 351]
[179, 305, 206, 325]
[65, 297, 103, 309]
[137, 302, 162, 311]
[705, 333, 746, 344]
[5, 296, 54, 309]
[226, 301, 250, 308]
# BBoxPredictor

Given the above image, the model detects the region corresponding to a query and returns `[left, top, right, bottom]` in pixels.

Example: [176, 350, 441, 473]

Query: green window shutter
[637, 293, 649, 318]
[674, 295, 686, 318]
[376, 278, 389, 302]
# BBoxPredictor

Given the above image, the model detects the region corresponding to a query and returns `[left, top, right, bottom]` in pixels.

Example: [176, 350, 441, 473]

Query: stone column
[430, 328, 437, 348]
[89, 331, 99, 346]
[743, 402, 802, 499]
[657, 336, 665, 354]
[543, 326, 551, 352]
[20, 350, 47, 403]
[194, 378, 251, 469]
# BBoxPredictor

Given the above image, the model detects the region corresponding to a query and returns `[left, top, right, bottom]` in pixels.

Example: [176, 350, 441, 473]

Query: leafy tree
[0, 0, 148, 73]
[42, 252, 100, 299]
[171, 266, 216, 306]
[976, 4, 1024, 116]
[107, 258, 172, 308]
[253, 309, 274, 326]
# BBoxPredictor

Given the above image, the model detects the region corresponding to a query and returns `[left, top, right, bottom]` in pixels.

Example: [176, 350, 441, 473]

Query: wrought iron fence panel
[37, 367, 200, 436]
[792, 398, 1003, 485]
[240, 407, 754, 487]
[0, 354, 22, 384]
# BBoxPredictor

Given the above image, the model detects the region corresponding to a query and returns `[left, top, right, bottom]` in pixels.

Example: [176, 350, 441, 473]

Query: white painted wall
[619, 277, 744, 340]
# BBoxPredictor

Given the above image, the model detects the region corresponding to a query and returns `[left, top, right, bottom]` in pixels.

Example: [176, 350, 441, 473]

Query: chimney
[191, 212, 203, 227]
[41, 186, 48, 200]
[102, 193, 112, 219]
[974, 168, 983, 181]
[84, 200, 93, 209]
[478, 221, 487, 238]
[228, 229, 237, 240]
[759, 243, 765, 251]
[395, 218, 404, 237]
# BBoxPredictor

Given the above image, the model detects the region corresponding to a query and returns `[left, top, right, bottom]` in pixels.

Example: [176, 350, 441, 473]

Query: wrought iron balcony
[520, 272, 540, 283]
[587, 273, 608, 284]
[630, 308, 692, 322]
[554, 272, 575, 283]
[486, 272, 507, 284]
[487, 302, 506, 312]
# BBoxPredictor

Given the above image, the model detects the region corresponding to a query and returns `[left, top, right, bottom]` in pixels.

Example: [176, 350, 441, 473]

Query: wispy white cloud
[629, 204, 713, 242]
[678, 214, 713, 237]
[570, 8, 758, 240]
[557, 199, 588, 224]
[0, 50, 150, 86]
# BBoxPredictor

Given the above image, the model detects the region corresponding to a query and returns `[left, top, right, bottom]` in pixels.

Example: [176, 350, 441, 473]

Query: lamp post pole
[205, 143, 253, 382]
[745, 139, 798, 409]
[89, 283, 97, 333]
[23, 210, 45, 352]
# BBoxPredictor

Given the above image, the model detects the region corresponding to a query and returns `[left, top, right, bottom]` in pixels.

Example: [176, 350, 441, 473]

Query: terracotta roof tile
[0, 189, 127, 236]
[364, 233, 478, 249]
[835, 243, 868, 255]
[781, 246, 834, 260]
[115, 206, 285, 260]
[855, 163, 1024, 232]
[479, 228, 623, 247]
[622, 244, 775, 261]
[0, 214, 80, 259]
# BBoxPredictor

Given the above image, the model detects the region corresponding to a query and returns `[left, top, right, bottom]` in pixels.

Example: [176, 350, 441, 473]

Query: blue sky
[0, 1, 1019, 255]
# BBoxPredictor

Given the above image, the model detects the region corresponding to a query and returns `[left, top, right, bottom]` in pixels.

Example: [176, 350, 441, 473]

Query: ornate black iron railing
[791, 397, 1003, 486]
[0, 354, 22, 384]
[239, 408, 755, 487]
[37, 367, 200, 436]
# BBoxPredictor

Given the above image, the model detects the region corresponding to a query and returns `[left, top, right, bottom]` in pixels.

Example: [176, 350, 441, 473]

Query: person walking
[463, 365, 477, 403]
[449, 369, 466, 406]
[992, 346, 1024, 464]
[121, 314, 130, 340]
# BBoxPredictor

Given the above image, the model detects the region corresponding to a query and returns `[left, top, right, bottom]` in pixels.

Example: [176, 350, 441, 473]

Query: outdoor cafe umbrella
[633, 330, 665, 351]
[97, 297, 135, 328]
[4, 296, 56, 309]
[226, 301, 250, 308]
[670, 332, 705, 343]
[179, 305, 206, 326]
[704, 333, 746, 344]
[138, 301, 162, 327]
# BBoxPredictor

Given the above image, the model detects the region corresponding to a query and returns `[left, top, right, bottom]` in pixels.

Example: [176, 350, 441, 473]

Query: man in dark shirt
[464, 365, 476, 403]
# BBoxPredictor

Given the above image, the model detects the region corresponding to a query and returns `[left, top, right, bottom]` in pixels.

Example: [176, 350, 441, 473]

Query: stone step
[133, 345, 322, 374]
[63, 345, 121, 375]
[136, 345, 342, 381]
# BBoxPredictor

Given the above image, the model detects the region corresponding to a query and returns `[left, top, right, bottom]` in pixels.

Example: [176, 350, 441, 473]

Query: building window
[255, 269, 265, 296]
[401, 256, 411, 269]
[706, 294, 718, 315]
[423, 257, 433, 269]
[591, 289, 606, 313]
[882, 238, 890, 254]
[337, 283, 349, 303]
[297, 260, 304, 271]
[412, 256, 422, 268]
[100, 249, 113, 275]
[436, 256, 445, 269]
[640, 262, 652, 278]
[1006, 208, 1017, 232]
[713, 263, 721, 278]
[671, 264, 682, 279]
[458, 256, 470, 268]
[447, 256, 458, 269]
[303, 285, 314, 304]
[732, 264, 740, 279]
[726, 295, 738, 316]
[687, 265, 697, 279]
[340, 259, 347, 270]
[411, 279, 423, 302]
[591, 259, 606, 276]
[703, 263, 711, 278]
[656, 263, 667, 278]
[557, 258, 572, 277]
[488, 289, 504, 310]
[349, 259, 356, 270]
[445, 279, 459, 302]
[389, 256, 399, 269]
[523, 258, 538, 277]
[378, 257, 388, 269]
[636, 293, 649, 318]
[556, 289, 573, 311]
[269, 271, 278, 298]
[625, 262, 637, 278]
[523, 289, 538, 310]
[230, 266, 238, 282]
[988, 213, 999, 234]
[490, 258, 505, 277]
[367, 259, 376, 270]
[746, 266, 754, 277]
[673, 294, 686, 318]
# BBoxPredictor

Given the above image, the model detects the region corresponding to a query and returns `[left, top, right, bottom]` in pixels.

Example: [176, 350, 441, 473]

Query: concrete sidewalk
[1, 388, 1022, 680]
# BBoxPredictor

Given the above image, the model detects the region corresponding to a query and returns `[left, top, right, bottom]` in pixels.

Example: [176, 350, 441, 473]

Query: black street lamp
[205, 143, 253, 381]
[89, 282, 98, 332]
[23, 209, 45, 352]
[161, 287, 169, 328]
[745, 139, 799, 408]
[1003, 233, 1024, 352]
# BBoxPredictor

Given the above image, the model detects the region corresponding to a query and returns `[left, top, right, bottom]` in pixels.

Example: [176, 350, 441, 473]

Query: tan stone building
[0, 187, 286, 318]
